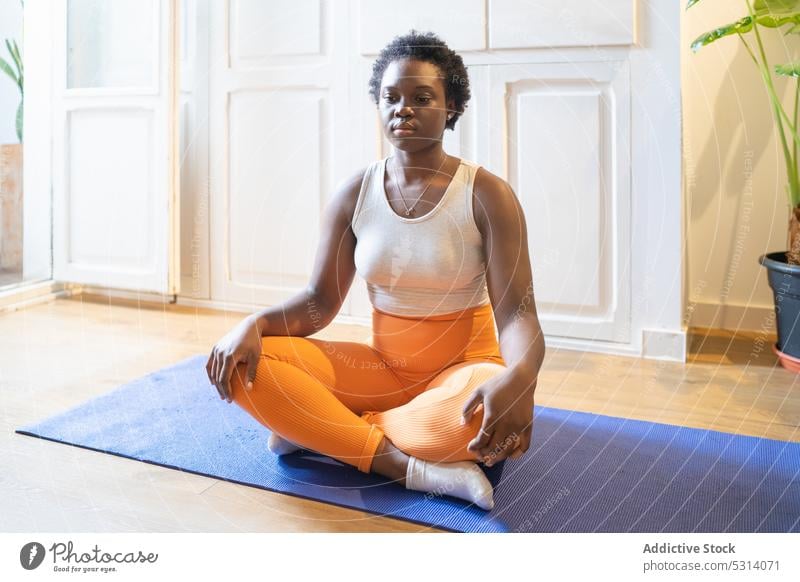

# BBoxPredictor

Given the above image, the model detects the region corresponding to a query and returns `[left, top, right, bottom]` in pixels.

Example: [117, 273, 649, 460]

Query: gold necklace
[388, 153, 449, 217]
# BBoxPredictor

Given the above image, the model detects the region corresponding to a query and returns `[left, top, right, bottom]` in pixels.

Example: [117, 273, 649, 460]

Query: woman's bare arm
[474, 168, 545, 382]
[250, 167, 366, 337]
[461, 167, 546, 463]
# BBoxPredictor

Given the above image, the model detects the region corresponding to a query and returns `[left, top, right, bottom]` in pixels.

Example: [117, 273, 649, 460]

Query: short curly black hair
[368, 30, 471, 131]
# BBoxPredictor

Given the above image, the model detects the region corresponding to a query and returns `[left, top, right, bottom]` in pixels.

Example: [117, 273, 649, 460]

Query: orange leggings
[229, 302, 507, 473]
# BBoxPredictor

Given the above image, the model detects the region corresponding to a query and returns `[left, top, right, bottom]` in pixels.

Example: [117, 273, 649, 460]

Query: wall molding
[688, 300, 776, 334]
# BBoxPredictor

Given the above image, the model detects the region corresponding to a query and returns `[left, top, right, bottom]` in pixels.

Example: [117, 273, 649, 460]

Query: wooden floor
[1, 294, 797, 532]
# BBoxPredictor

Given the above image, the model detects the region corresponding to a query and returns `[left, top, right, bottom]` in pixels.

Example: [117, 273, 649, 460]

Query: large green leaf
[690, 1, 800, 51]
[691, 17, 753, 51]
[776, 61, 800, 76]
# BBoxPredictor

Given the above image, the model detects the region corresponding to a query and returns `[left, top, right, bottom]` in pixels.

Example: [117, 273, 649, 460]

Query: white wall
[682, 2, 797, 332]
[0, 0, 23, 145]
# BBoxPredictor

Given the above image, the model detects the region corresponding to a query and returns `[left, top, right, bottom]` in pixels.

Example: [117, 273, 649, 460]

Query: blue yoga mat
[16, 354, 800, 532]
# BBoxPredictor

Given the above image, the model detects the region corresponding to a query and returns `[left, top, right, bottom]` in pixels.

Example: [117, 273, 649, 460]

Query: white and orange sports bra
[351, 156, 491, 317]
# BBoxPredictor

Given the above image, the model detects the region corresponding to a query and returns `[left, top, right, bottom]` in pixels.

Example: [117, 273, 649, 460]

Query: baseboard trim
[71, 284, 178, 306]
[540, 329, 686, 363]
[0, 279, 77, 313]
[689, 301, 776, 334]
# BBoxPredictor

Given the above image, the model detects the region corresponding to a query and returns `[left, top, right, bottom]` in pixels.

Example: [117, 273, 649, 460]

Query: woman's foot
[405, 457, 495, 510]
[267, 432, 302, 455]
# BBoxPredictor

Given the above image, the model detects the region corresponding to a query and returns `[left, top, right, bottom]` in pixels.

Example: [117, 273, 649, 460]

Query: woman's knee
[463, 361, 507, 386]
[379, 361, 506, 461]
[423, 361, 506, 401]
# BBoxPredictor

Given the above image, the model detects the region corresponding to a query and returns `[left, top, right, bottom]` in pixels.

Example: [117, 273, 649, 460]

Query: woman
[206, 31, 545, 511]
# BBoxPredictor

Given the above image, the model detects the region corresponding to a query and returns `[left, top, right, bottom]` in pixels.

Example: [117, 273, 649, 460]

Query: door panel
[209, 0, 353, 308]
[52, 0, 180, 294]
[488, 61, 632, 342]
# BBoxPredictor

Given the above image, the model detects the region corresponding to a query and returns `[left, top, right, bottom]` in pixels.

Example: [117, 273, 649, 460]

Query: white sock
[268, 432, 302, 456]
[405, 457, 495, 510]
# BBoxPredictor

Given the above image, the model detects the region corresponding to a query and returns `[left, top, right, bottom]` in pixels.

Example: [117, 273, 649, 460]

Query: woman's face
[378, 58, 455, 152]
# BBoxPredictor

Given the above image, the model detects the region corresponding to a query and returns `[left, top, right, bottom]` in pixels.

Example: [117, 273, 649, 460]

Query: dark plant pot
[759, 251, 800, 370]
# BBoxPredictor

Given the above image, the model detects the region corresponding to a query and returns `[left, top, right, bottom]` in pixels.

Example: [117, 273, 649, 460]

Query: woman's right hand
[205, 315, 264, 403]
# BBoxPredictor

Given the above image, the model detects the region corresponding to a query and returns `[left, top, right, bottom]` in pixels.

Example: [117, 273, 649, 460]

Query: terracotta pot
[0, 143, 23, 271]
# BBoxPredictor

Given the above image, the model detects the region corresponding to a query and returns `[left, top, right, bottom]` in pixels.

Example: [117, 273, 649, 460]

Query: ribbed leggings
[229, 302, 507, 473]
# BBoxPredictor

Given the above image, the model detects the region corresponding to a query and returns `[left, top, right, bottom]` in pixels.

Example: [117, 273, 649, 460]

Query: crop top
[351, 156, 490, 317]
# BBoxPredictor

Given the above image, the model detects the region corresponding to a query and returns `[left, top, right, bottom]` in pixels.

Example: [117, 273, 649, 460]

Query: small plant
[0, 0, 23, 143]
[688, 0, 800, 261]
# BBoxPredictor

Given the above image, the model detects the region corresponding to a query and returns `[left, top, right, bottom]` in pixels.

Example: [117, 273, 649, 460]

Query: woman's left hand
[461, 367, 536, 466]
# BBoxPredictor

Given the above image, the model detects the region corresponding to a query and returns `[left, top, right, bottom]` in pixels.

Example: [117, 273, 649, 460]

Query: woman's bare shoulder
[473, 165, 513, 196]
[328, 164, 373, 224]
[472, 166, 520, 232]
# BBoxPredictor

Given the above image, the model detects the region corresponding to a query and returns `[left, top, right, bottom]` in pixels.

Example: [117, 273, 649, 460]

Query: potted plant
[0, 4, 24, 274]
[688, 0, 800, 370]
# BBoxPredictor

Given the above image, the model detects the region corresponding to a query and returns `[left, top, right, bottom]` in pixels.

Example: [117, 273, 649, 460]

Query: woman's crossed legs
[228, 335, 507, 473]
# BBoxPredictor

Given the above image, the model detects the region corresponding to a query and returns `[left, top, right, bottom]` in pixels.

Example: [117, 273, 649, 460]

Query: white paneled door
[208, 0, 354, 309]
[51, 0, 181, 294]
[486, 62, 632, 343]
